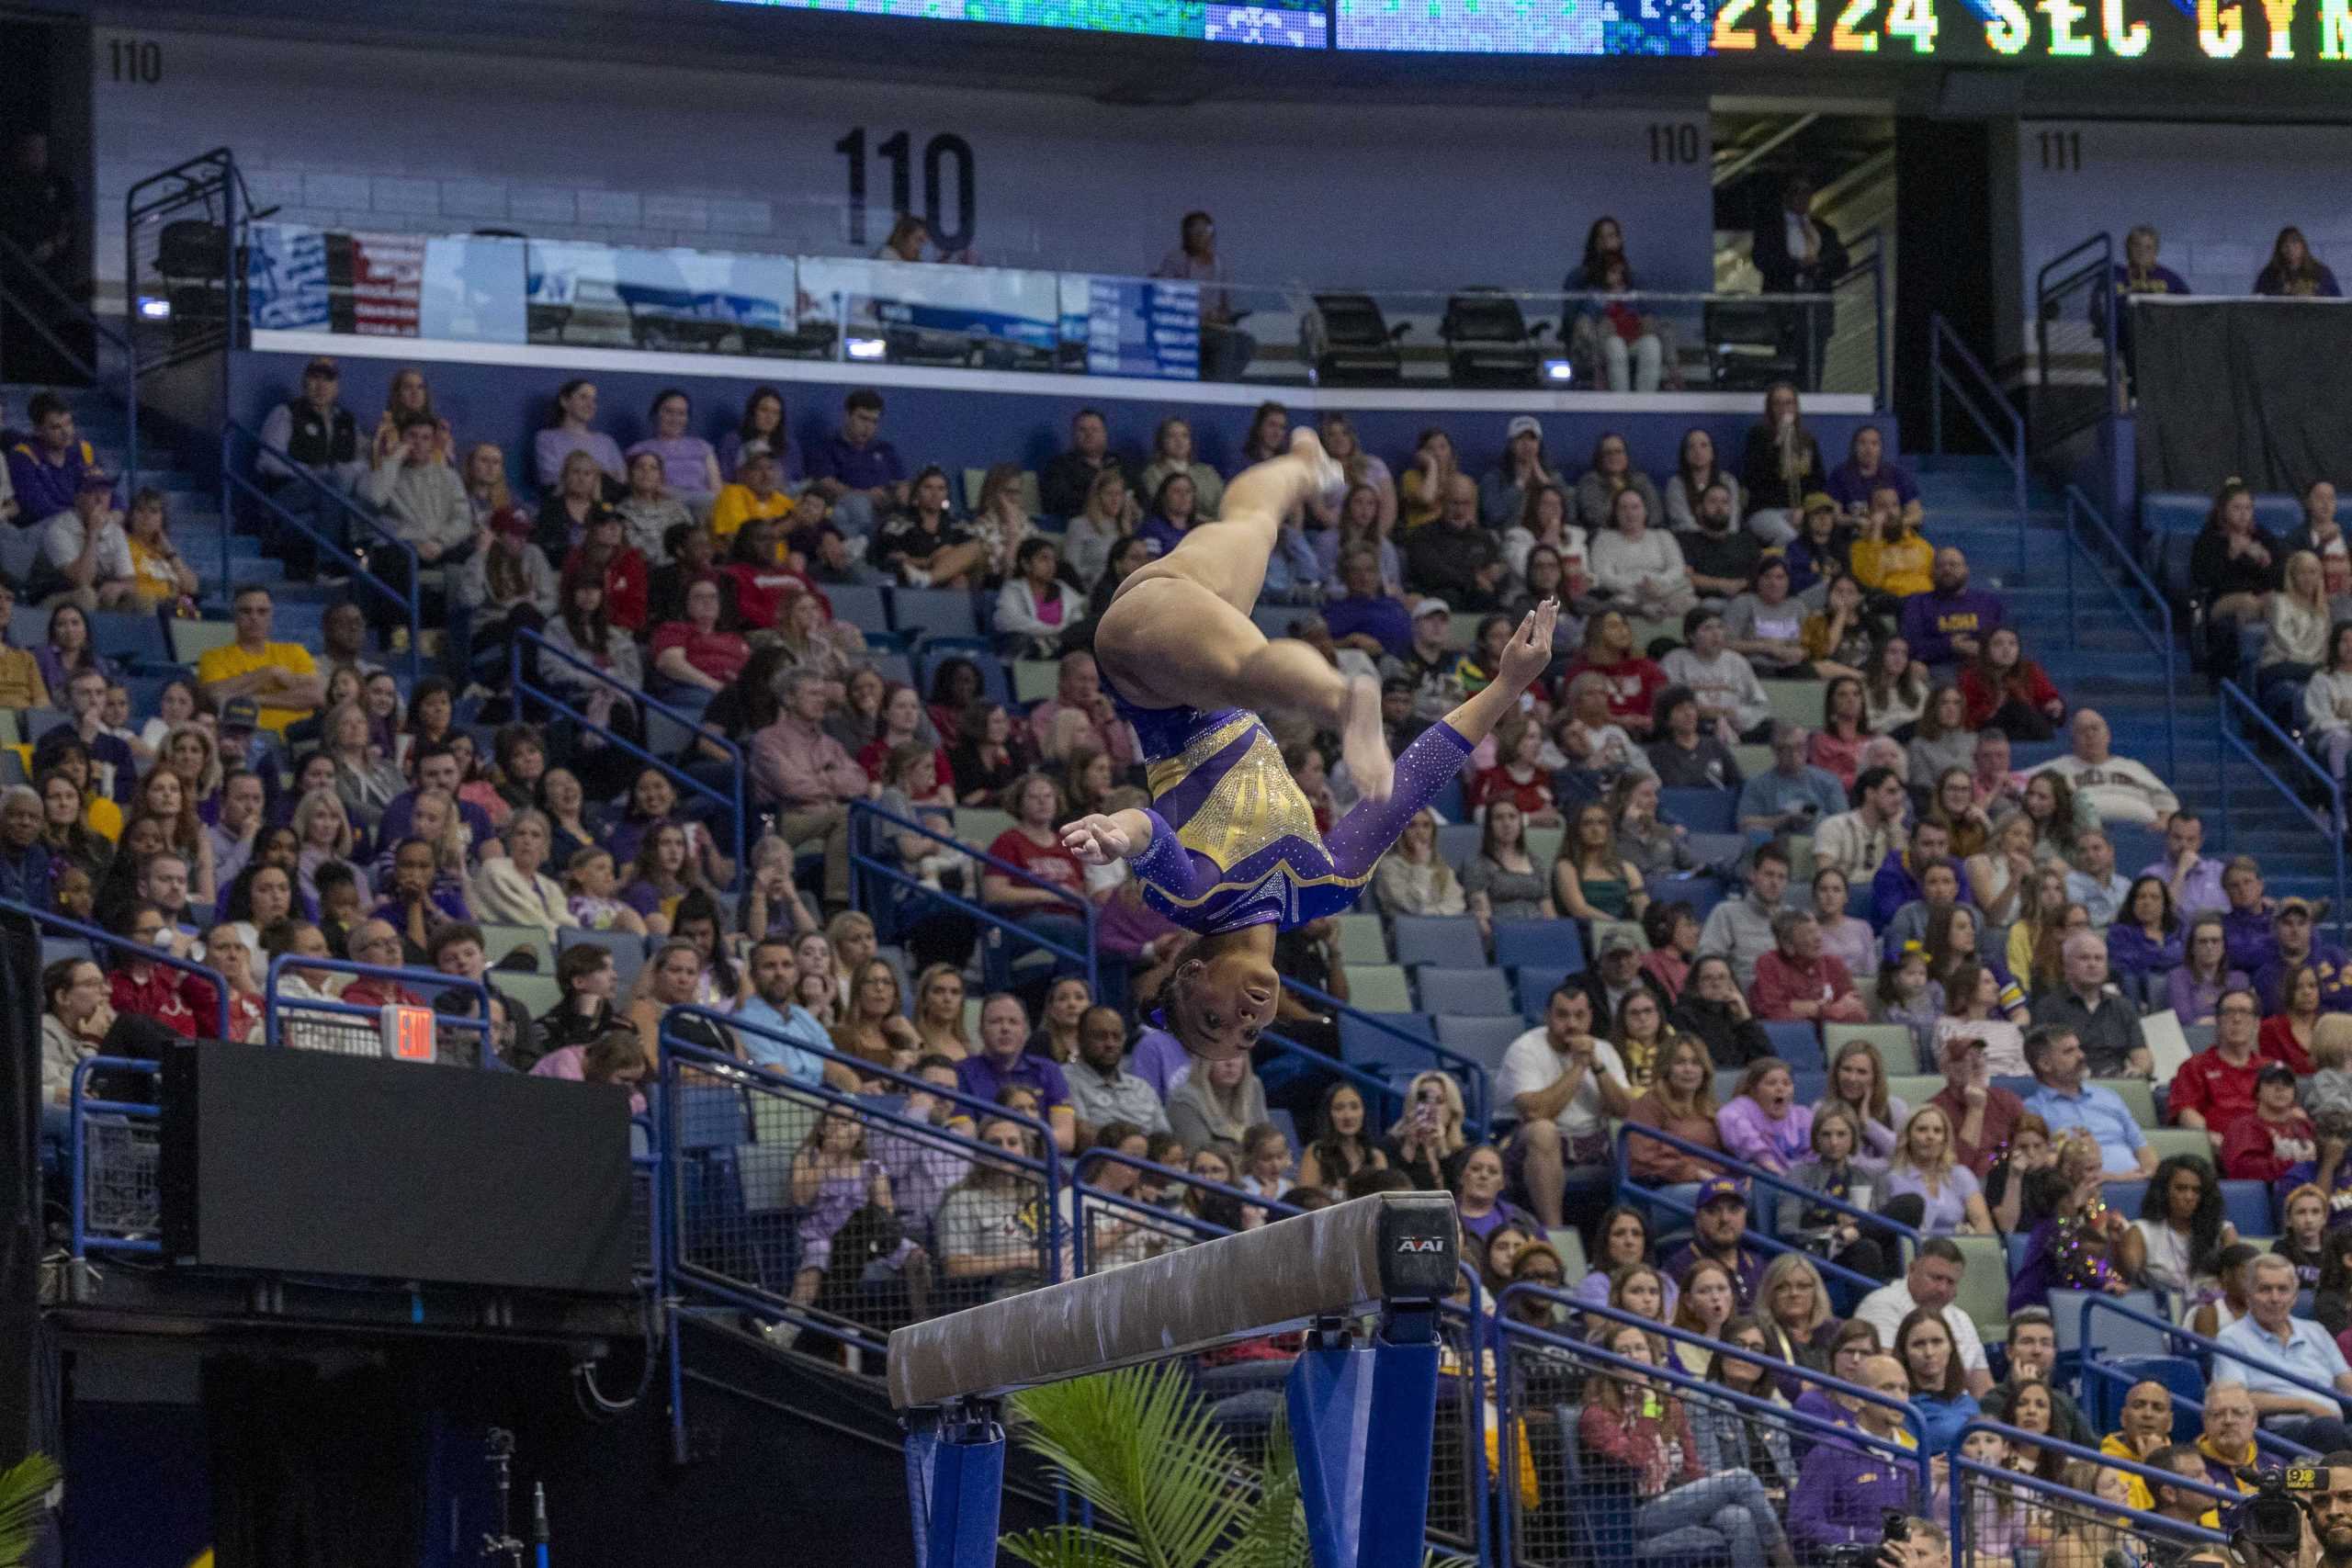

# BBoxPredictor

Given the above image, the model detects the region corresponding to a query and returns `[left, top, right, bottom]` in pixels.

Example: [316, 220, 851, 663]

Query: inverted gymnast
[1062, 429, 1559, 1064]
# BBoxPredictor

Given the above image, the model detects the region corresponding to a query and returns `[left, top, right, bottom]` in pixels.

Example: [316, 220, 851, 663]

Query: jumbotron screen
[721, 0, 2350, 58]
[717, 0, 1329, 45]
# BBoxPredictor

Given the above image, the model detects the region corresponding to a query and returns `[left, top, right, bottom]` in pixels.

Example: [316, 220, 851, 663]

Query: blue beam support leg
[1286, 1309, 1442, 1568]
[905, 1403, 1007, 1568]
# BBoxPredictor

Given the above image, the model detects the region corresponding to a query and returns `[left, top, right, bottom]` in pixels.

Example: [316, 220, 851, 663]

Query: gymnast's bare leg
[1094, 428, 1396, 801]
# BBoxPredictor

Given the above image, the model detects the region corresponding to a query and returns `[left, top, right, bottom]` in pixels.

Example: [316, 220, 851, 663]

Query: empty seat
[1010, 660, 1060, 703]
[1391, 915, 1485, 969]
[168, 619, 238, 664]
[1415, 966, 1515, 1016]
[1658, 787, 1736, 834]
[1343, 964, 1413, 1015]
[1334, 913, 1389, 965]
[1433, 1013, 1525, 1071]
[481, 922, 553, 972]
[1338, 1011, 1438, 1077]
[2220, 1179, 2275, 1237]
[890, 589, 980, 641]
[2096, 1077, 2159, 1128]
[1493, 919, 1583, 973]
[1759, 1019, 1824, 1071]
[88, 611, 168, 664]
[1515, 966, 1571, 1020]
[1433, 822, 1481, 866]
[828, 584, 889, 634]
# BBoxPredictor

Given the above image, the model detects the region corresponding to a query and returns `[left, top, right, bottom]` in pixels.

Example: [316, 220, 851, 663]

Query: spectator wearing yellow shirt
[1849, 494, 1935, 603]
[709, 449, 797, 541]
[0, 580, 51, 711]
[195, 586, 324, 734]
[124, 487, 200, 612]
[1396, 427, 1460, 531]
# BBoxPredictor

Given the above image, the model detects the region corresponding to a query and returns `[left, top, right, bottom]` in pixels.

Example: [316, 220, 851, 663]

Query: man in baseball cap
[1486, 415, 1556, 527]
[1928, 1030, 2026, 1178]
[1660, 1175, 1766, 1310]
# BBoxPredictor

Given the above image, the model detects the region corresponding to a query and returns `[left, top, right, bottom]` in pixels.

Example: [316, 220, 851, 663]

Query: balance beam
[886, 1190, 1458, 1410]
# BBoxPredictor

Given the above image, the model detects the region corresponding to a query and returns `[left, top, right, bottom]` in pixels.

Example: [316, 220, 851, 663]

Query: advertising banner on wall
[525, 243, 801, 354]
[797, 257, 1062, 371]
[1072, 276, 1200, 380]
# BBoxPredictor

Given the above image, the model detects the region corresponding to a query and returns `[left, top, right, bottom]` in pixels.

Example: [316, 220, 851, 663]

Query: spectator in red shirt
[982, 772, 1090, 976]
[1470, 712, 1561, 823]
[1928, 1034, 2026, 1178]
[722, 513, 827, 632]
[561, 512, 648, 632]
[1749, 910, 1869, 1023]
[854, 684, 955, 793]
[2171, 987, 2290, 1151]
[1958, 626, 2066, 741]
[1560, 610, 1668, 736]
[2220, 1063, 2319, 1186]
[2261, 963, 2324, 1075]
[749, 668, 868, 906]
[107, 900, 204, 1037]
[650, 578, 750, 709]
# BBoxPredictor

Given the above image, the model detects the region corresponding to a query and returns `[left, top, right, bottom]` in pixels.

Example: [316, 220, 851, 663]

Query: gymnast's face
[1170, 944, 1279, 1064]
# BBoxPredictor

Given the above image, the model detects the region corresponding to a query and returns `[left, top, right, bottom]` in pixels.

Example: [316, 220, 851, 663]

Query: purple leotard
[1106, 681, 1471, 934]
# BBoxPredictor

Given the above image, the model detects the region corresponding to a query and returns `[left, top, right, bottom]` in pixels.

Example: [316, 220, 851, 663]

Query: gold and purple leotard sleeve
[1127, 715, 1473, 933]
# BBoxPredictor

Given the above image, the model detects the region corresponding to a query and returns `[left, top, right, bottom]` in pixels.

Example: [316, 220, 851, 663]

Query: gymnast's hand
[1062, 809, 1154, 865]
[1497, 599, 1561, 692]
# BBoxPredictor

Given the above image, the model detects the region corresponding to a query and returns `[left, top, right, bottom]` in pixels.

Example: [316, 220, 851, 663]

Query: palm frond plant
[1000, 1362, 1306, 1568]
[0, 1453, 60, 1568]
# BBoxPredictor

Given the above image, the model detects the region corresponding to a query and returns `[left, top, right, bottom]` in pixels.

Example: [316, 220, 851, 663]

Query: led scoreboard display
[718, 0, 2352, 56]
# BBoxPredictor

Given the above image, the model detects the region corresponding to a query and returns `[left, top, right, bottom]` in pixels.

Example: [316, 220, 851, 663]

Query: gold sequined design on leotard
[1145, 712, 1322, 874]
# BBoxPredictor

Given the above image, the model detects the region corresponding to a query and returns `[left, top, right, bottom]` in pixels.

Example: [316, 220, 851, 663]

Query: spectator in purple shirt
[6, 390, 97, 525]
[376, 743, 497, 863]
[2142, 810, 2229, 919]
[805, 389, 908, 539]
[953, 992, 1077, 1152]
[1898, 547, 2005, 668]
[1322, 547, 1415, 660]
[533, 378, 627, 494]
[624, 388, 723, 511]
[1824, 425, 1920, 528]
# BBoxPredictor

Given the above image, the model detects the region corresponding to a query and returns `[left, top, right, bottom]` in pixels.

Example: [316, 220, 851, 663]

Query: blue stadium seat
[87, 610, 167, 664]
[829, 583, 889, 634]
[1493, 919, 1583, 974]
[1433, 1013, 1525, 1071]
[1427, 775, 1465, 824]
[1391, 915, 1485, 968]
[1759, 1019, 1823, 1071]
[1415, 967, 1515, 1016]
[1516, 966, 1571, 1021]
[1434, 822, 1481, 866]
[1658, 787, 1736, 834]
[2089, 1354, 2206, 1438]
[2219, 1179, 2275, 1237]
[2103, 1180, 2150, 1221]
[890, 588, 979, 641]
[1338, 1012, 1438, 1077]
[918, 642, 1010, 705]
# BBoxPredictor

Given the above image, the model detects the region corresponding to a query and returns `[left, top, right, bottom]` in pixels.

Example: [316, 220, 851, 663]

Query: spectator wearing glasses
[196, 586, 324, 737]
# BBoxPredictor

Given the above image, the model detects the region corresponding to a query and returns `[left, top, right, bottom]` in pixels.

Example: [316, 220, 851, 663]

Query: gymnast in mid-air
[1061, 429, 1558, 1064]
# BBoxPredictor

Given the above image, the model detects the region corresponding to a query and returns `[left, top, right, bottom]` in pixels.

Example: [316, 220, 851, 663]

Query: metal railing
[514, 627, 747, 879]
[848, 797, 1097, 999]
[2062, 481, 2178, 781]
[0, 229, 141, 485]
[1949, 1418, 2236, 1568]
[124, 147, 243, 378]
[67, 1055, 164, 1260]
[2032, 230, 2120, 452]
[221, 418, 419, 677]
[1284, 975, 1494, 1129]
[2080, 1292, 2352, 1431]
[4, 894, 232, 1037]
[1928, 310, 2030, 576]
[1612, 1121, 1919, 1301]
[2218, 678, 2347, 939]
[262, 953, 495, 1065]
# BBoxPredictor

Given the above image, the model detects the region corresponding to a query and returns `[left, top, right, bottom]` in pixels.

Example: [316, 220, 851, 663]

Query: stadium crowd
[18, 355, 2352, 1564]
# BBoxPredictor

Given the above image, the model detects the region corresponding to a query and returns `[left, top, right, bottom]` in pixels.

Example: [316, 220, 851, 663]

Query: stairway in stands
[3, 379, 318, 629]
[1917, 456, 2331, 905]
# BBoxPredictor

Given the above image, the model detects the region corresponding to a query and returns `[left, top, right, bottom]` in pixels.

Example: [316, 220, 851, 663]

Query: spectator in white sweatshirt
[2304, 621, 2352, 785]
[1659, 606, 1770, 740]
[2030, 708, 2178, 829]
[1589, 487, 1694, 623]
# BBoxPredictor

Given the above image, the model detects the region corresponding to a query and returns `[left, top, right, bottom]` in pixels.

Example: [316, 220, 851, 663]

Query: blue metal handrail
[221, 419, 420, 679]
[1950, 1418, 2233, 1563]
[849, 797, 1097, 998]
[1259, 1019, 1467, 1136]
[1492, 1298, 1932, 1567]
[1283, 976, 1493, 1128]
[67, 1055, 163, 1259]
[0, 894, 232, 1037]
[514, 627, 747, 880]
[1068, 1147, 1304, 1276]
[2075, 1351, 2316, 1463]
[2062, 481, 2178, 780]
[2081, 1292, 2352, 1417]
[2217, 678, 2348, 941]
[262, 953, 494, 1063]
[1928, 310, 2030, 576]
